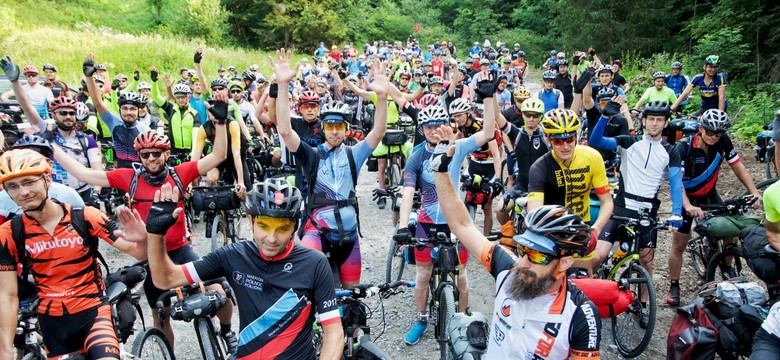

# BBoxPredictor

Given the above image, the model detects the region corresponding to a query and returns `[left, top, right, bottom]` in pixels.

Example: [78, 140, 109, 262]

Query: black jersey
[501, 105, 524, 128]
[505, 124, 549, 192]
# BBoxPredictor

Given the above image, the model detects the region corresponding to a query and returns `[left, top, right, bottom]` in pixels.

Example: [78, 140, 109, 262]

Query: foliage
[169, 0, 231, 45]
[730, 84, 780, 141]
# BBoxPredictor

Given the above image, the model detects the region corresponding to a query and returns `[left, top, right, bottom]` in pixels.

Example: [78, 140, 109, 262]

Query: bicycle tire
[612, 262, 656, 358]
[130, 327, 174, 360]
[742, 178, 779, 196]
[196, 318, 221, 360]
[705, 245, 754, 283]
[385, 237, 406, 283]
[437, 285, 456, 360]
[248, 158, 264, 185]
[21, 351, 44, 360]
[467, 204, 476, 223]
[211, 213, 225, 253]
[687, 236, 708, 280]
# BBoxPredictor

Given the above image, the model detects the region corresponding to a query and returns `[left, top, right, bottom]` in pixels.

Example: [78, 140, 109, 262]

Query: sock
[670, 279, 679, 287]
[221, 323, 232, 335]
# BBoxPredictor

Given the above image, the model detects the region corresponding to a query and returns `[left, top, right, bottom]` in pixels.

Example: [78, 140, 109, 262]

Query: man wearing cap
[41, 64, 70, 98]
[554, 59, 574, 108]
[1, 65, 54, 120]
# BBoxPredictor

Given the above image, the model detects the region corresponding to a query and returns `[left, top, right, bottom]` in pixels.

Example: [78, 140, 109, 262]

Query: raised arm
[0, 56, 46, 129]
[273, 49, 303, 153]
[670, 83, 694, 111]
[343, 78, 372, 100]
[364, 60, 390, 148]
[83, 54, 111, 116]
[52, 144, 110, 187]
[193, 46, 209, 97]
[196, 92, 229, 174]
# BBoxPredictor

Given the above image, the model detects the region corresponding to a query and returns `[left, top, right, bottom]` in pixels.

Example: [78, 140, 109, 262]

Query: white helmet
[449, 98, 471, 115]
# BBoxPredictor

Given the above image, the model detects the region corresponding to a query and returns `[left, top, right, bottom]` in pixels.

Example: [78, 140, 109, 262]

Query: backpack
[12, 207, 109, 285]
[740, 226, 780, 283]
[446, 310, 489, 360]
[667, 298, 718, 360]
[700, 280, 768, 356]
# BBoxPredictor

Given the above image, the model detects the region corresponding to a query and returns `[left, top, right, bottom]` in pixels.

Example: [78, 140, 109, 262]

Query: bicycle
[381, 129, 407, 188]
[460, 173, 498, 222]
[594, 209, 666, 358]
[373, 186, 421, 283]
[16, 297, 45, 360]
[151, 278, 236, 360]
[191, 183, 244, 252]
[343, 124, 366, 147]
[755, 123, 777, 180]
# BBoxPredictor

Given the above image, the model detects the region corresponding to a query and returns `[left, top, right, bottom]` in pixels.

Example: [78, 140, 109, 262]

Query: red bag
[570, 279, 634, 318]
[666, 298, 718, 360]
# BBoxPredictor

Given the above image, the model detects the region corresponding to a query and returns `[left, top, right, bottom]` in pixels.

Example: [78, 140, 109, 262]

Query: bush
[730, 84, 780, 141]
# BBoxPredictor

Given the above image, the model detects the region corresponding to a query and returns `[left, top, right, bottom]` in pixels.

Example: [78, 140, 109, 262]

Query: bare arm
[53, 144, 110, 187]
[397, 186, 416, 228]
[583, 78, 595, 110]
[592, 191, 613, 233]
[9, 77, 46, 129]
[718, 84, 726, 112]
[273, 51, 303, 153]
[85, 54, 110, 115]
[671, 84, 694, 111]
[433, 159, 490, 256]
[731, 161, 762, 201]
[364, 60, 390, 149]
[194, 47, 209, 97]
[0, 272, 18, 360]
[402, 86, 423, 102]
[343, 79, 372, 100]
[319, 322, 345, 360]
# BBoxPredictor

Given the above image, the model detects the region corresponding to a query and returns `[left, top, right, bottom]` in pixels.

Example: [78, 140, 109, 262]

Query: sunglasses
[230, 89, 243, 94]
[139, 150, 164, 159]
[56, 111, 76, 117]
[300, 103, 319, 111]
[323, 122, 347, 131]
[524, 113, 541, 119]
[212, 87, 226, 91]
[550, 136, 576, 146]
[704, 129, 725, 137]
[516, 244, 560, 265]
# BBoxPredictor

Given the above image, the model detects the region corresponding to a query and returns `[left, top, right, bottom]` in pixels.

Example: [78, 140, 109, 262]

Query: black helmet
[246, 178, 303, 219]
[242, 70, 256, 82]
[14, 135, 54, 159]
[43, 63, 57, 72]
[596, 87, 616, 101]
[514, 205, 592, 257]
[211, 78, 229, 90]
[118, 92, 141, 107]
[642, 101, 671, 119]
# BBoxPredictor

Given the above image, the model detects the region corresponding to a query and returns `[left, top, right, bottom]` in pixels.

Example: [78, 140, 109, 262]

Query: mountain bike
[313, 280, 415, 359]
[191, 183, 244, 252]
[595, 209, 666, 358]
[374, 186, 420, 283]
[754, 123, 777, 180]
[381, 129, 407, 188]
[152, 278, 235, 360]
[16, 297, 44, 360]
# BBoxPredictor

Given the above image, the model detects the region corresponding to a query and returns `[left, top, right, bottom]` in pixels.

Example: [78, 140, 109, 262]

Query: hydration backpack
[666, 298, 718, 360]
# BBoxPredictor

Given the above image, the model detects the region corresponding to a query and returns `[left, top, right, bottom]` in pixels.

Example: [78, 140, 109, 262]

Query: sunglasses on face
[56, 111, 76, 117]
[212, 87, 225, 91]
[704, 129, 725, 137]
[524, 113, 541, 119]
[550, 136, 576, 146]
[516, 244, 560, 265]
[139, 150, 164, 159]
[231, 89, 243, 94]
[300, 103, 319, 111]
[323, 122, 347, 131]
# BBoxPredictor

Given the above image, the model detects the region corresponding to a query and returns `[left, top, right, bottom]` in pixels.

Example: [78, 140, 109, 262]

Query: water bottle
[430, 246, 440, 262]
[611, 242, 631, 264]
[408, 211, 418, 230]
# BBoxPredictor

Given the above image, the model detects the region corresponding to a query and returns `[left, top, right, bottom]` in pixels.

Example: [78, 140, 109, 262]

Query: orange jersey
[0, 204, 118, 316]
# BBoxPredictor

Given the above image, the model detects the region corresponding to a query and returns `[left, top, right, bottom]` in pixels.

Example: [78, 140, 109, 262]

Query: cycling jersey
[43, 79, 70, 98]
[161, 102, 200, 151]
[674, 133, 739, 197]
[183, 241, 340, 360]
[764, 180, 780, 223]
[0, 183, 84, 223]
[690, 72, 728, 110]
[665, 74, 689, 96]
[612, 73, 627, 88]
[504, 124, 549, 193]
[640, 86, 677, 104]
[479, 243, 601, 359]
[459, 118, 501, 162]
[403, 142, 471, 224]
[98, 110, 151, 168]
[0, 204, 117, 316]
[51, 129, 101, 192]
[585, 106, 630, 162]
[536, 89, 563, 113]
[501, 105, 524, 128]
[189, 95, 208, 125]
[370, 92, 400, 126]
[21, 83, 54, 120]
[106, 161, 201, 251]
[554, 73, 574, 108]
[528, 146, 610, 222]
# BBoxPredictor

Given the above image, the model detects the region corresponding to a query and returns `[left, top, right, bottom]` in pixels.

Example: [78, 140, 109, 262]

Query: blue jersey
[99, 110, 150, 168]
[293, 141, 374, 231]
[690, 72, 728, 110]
[403, 142, 467, 224]
[665, 74, 689, 96]
[189, 96, 207, 125]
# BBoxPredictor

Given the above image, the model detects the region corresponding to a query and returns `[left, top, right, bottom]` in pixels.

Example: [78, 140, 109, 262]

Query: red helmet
[49, 96, 78, 112]
[22, 66, 38, 75]
[299, 90, 320, 105]
[419, 94, 440, 109]
[134, 130, 170, 151]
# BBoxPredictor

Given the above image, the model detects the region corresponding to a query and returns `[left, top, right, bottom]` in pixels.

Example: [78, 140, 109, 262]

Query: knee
[670, 234, 689, 253]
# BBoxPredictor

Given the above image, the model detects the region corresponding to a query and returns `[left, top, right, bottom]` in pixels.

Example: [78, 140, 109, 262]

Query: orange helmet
[0, 149, 51, 185]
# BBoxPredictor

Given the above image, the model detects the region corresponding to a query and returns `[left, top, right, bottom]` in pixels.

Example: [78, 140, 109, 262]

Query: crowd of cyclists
[0, 33, 778, 359]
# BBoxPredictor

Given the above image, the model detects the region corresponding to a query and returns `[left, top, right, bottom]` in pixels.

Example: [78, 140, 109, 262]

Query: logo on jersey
[534, 322, 561, 358]
[283, 262, 293, 273]
[233, 271, 244, 284]
[533, 137, 541, 150]
[493, 323, 505, 344]
[501, 298, 511, 317]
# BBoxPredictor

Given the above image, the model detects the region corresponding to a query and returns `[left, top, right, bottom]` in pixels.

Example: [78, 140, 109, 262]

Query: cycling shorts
[680, 190, 723, 234]
[300, 226, 362, 283]
[38, 304, 120, 359]
[467, 161, 496, 185]
[413, 223, 469, 264]
[144, 243, 200, 307]
[217, 160, 251, 190]
[752, 328, 780, 358]
[599, 206, 659, 249]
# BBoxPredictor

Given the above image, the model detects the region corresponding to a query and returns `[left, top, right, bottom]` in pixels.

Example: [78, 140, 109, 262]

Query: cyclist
[130, 178, 344, 359]
[671, 55, 728, 116]
[526, 109, 613, 241]
[536, 70, 564, 113]
[588, 100, 684, 313]
[666, 108, 763, 306]
[611, 60, 629, 92]
[433, 151, 601, 358]
[51, 95, 236, 351]
[41, 63, 70, 98]
[136, 94, 162, 130]
[665, 61, 690, 103]
[0, 149, 147, 360]
[511, 51, 528, 83]
[153, 82, 199, 162]
[554, 59, 574, 108]
[1, 64, 54, 120]
[501, 87, 531, 128]
[580, 72, 631, 166]
[229, 80, 266, 139]
[634, 71, 677, 110]
[275, 51, 389, 289]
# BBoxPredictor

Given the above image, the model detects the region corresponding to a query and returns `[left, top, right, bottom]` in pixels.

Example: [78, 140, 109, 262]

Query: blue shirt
[189, 96, 207, 125]
[403, 142, 468, 224]
[99, 110, 150, 168]
[665, 74, 689, 96]
[690, 72, 728, 110]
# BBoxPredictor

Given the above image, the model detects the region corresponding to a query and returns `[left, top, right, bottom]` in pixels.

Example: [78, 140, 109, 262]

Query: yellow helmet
[520, 98, 545, 114]
[513, 87, 531, 100]
[0, 149, 51, 185]
[541, 109, 581, 138]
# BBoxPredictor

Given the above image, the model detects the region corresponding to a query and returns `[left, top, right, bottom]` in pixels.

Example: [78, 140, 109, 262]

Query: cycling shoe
[666, 285, 680, 307]
[404, 321, 427, 345]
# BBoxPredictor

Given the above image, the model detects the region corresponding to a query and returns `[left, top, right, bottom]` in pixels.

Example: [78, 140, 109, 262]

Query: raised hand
[194, 46, 204, 64]
[0, 55, 19, 82]
[149, 67, 159, 82]
[269, 48, 300, 84]
[162, 73, 173, 88]
[115, 207, 148, 243]
[83, 53, 97, 77]
[367, 59, 390, 96]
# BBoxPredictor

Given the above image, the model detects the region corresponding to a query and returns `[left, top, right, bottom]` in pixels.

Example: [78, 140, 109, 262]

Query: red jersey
[431, 59, 444, 77]
[329, 51, 342, 63]
[107, 161, 201, 251]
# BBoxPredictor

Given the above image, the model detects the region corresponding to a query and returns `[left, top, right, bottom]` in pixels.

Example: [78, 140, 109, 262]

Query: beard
[507, 264, 556, 300]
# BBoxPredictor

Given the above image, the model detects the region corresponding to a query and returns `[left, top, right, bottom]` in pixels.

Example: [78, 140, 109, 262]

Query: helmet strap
[24, 182, 50, 214]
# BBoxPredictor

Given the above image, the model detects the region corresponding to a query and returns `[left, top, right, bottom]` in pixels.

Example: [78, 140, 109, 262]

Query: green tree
[146, 0, 166, 23]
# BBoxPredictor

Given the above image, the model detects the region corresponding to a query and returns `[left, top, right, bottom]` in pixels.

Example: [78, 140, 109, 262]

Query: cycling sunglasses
[549, 136, 576, 146]
[139, 150, 164, 159]
[322, 122, 347, 131]
[230, 89, 243, 94]
[516, 244, 560, 265]
[300, 103, 319, 111]
[704, 129, 726, 137]
[56, 111, 76, 117]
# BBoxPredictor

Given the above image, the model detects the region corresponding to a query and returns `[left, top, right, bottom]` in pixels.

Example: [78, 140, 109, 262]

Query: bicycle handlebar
[700, 194, 757, 216]
[610, 215, 668, 230]
[335, 280, 416, 299]
[191, 184, 240, 192]
[155, 278, 233, 313]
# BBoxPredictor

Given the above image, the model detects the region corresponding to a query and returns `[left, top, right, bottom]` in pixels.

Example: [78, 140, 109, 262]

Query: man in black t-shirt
[554, 60, 574, 109]
[611, 60, 629, 92]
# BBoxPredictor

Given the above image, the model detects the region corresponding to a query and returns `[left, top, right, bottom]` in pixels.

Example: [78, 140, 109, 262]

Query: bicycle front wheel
[437, 285, 456, 360]
[743, 178, 779, 196]
[130, 327, 174, 360]
[687, 236, 708, 280]
[387, 158, 402, 188]
[705, 245, 755, 283]
[612, 262, 656, 358]
[211, 213, 226, 253]
[386, 236, 406, 283]
[196, 318, 221, 360]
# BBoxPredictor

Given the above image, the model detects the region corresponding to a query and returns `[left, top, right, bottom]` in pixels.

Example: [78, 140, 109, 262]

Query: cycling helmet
[118, 92, 141, 107]
[256, 75, 268, 84]
[413, 69, 424, 76]
[320, 101, 352, 123]
[95, 64, 106, 71]
[227, 66, 236, 71]
[520, 98, 545, 114]
[517, 51, 526, 58]
[542, 70, 556, 81]
[134, 130, 170, 151]
[419, 94, 441, 109]
[699, 109, 730, 131]
[487, 53, 496, 60]
[13, 135, 54, 159]
[346, 75, 358, 83]
[550, 50, 557, 56]
[704, 55, 721, 67]
[0, 149, 51, 185]
[513, 87, 531, 100]
[465, 58, 474, 64]
[557, 59, 569, 66]
[597, 65, 614, 74]
[246, 178, 303, 219]
[75, 102, 91, 122]
[22, 66, 38, 75]
[229, 81, 244, 91]
[541, 109, 580, 139]
[172, 83, 192, 94]
[449, 98, 471, 115]
[671, 61, 683, 69]
[642, 101, 672, 119]
[418, 106, 449, 127]
[136, 94, 149, 106]
[185, 70, 196, 78]
[423, 61, 432, 67]
[210, 78, 229, 90]
[652, 71, 667, 80]
[242, 70, 256, 82]
[42, 64, 57, 72]
[479, 59, 489, 66]
[249, 64, 259, 71]
[515, 205, 591, 257]
[304, 74, 318, 84]
[218, 67, 225, 72]
[502, 58, 511, 64]
[299, 90, 320, 105]
[429, 76, 444, 85]
[137, 82, 151, 91]
[93, 75, 105, 84]
[596, 87, 616, 101]
[458, 65, 469, 74]
[49, 96, 78, 112]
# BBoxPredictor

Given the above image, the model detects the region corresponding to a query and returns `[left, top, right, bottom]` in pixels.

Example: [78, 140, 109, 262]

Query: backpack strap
[76, 133, 92, 168]
[12, 215, 28, 281]
[70, 207, 110, 275]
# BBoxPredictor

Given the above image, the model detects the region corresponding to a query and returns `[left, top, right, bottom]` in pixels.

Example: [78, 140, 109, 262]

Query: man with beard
[431, 147, 601, 358]
[51, 93, 237, 354]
